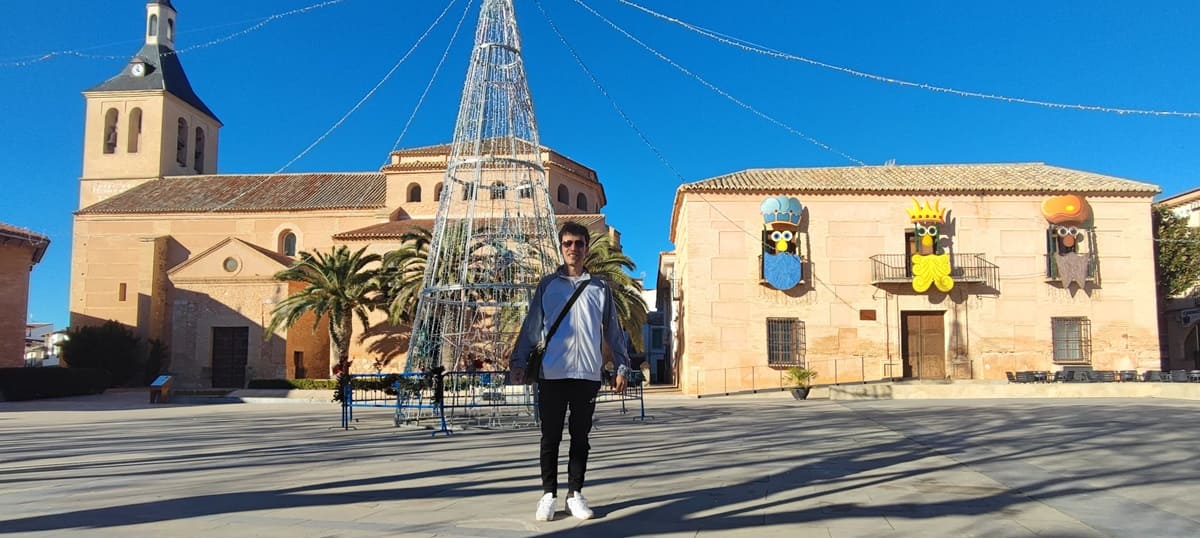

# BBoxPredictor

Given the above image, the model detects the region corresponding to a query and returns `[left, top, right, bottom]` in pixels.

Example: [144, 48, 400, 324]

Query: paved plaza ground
[2, 391, 1199, 537]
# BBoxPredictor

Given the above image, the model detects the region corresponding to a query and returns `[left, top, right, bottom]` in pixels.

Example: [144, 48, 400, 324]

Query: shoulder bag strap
[544, 279, 591, 344]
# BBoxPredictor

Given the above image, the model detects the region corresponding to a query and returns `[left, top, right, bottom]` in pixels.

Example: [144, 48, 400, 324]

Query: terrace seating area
[1006, 369, 1200, 383]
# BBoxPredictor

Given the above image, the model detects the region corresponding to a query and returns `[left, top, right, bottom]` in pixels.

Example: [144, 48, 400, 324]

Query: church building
[71, 1, 613, 388]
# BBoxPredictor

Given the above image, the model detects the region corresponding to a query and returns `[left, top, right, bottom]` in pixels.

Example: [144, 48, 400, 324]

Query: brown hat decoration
[1041, 194, 1091, 225]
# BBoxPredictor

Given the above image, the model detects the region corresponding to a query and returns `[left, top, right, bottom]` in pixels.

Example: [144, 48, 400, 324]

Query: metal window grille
[1051, 317, 1091, 364]
[767, 318, 805, 366]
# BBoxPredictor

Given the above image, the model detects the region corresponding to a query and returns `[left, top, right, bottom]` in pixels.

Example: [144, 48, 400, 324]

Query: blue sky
[2, 0, 1199, 330]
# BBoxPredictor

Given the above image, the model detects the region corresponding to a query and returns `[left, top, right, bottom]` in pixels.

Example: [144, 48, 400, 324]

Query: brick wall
[0, 244, 34, 368]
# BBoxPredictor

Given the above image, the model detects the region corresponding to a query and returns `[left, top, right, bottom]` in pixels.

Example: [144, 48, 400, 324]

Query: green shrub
[248, 379, 340, 390]
[0, 368, 112, 401]
[141, 339, 168, 386]
[60, 321, 141, 387]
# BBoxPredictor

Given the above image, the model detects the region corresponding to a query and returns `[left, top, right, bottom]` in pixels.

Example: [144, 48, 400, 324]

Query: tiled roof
[78, 173, 386, 214]
[335, 214, 607, 241]
[681, 163, 1161, 195]
[1157, 186, 1200, 209]
[334, 219, 434, 241]
[87, 44, 218, 122]
[0, 222, 51, 264]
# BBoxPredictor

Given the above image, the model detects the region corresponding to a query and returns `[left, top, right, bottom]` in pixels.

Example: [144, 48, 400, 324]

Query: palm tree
[585, 232, 648, 353]
[376, 227, 431, 326]
[375, 226, 649, 355]
[267, 245, 381, 377]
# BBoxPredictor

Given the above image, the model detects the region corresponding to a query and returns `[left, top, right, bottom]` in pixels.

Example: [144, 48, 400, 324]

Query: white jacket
[511, 268, 630, 381]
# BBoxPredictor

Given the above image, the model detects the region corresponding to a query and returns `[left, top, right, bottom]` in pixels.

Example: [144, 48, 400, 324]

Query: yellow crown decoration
[906, 198, 946, 223]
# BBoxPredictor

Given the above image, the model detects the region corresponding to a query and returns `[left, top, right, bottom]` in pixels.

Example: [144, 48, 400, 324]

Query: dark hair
[558, 221, 591, 245]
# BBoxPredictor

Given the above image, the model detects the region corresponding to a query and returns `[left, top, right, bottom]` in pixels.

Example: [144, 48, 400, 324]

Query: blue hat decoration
[760, 196, 803, 225]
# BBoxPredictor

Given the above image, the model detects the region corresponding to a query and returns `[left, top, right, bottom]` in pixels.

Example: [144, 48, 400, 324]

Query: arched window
[127, 108, 142, 153]
[148, 15, 158, 37]
[576, 193, 588, 211]
[462, 183, 476, 200]
[281, 232, 298, 257]
[175, 118, 188, 166]
[407, 183, 422, 202]
[434, 183, 443, 201]
[193, 127, 205, 173]
[103, 109, 119, 154]
[557, 184, 569, 204]
[518, 185, 532, 199]
[491, 182, 506, 200]
[167, 19, 175, 41]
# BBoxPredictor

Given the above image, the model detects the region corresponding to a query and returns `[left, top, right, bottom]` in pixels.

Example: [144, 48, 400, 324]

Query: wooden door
[902, 312, 945, 379]
[212, 327, 249, 388]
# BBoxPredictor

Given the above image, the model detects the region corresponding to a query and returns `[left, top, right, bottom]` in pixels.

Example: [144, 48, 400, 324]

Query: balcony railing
[870, 252, 998, 289]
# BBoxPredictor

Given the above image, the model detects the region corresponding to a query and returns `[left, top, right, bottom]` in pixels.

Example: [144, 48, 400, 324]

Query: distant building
[0, 223, 50, 368]
[639, 288, 669, 384]
[1155, 186, 1200, 370]
[24, 323, 54, 367]
[70, 1, 617, 388]
[664, 164, 1162, 395]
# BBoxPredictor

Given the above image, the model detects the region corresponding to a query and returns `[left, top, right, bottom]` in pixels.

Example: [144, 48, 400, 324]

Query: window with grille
[767, 318, 805, 366]
[1052, 317, 1091, 364]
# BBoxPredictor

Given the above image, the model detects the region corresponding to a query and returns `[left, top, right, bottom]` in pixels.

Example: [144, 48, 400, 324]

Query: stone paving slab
[1, 393, 1199, 537]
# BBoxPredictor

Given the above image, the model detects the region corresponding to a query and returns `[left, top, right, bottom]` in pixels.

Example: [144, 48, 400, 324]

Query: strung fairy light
[1, 0, 350, 68]
[210, 0, 463, 212]
[271, 0, 466, 174]
[615, 0, 1200, 119]
[572, 0, 865, 165]
[539, 0, 864, 311]
[390, 0, 477, 154]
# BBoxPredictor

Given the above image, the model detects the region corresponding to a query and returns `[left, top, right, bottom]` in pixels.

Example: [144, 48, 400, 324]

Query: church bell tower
[79, 0, 222, 208]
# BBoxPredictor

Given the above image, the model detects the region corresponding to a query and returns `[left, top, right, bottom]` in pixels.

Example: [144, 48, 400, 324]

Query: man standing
[511, 222, 630, 521]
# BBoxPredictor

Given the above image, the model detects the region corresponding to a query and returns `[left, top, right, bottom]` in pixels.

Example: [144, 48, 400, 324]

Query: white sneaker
[535, 492, 556, 521]
[566, 492, 593, 520]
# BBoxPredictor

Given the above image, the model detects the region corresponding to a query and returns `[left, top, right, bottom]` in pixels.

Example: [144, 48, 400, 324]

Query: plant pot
[790, 387, 810, 400]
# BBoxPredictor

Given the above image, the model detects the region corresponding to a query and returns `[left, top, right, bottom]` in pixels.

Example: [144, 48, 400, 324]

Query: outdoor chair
[1171, 370, 1190, 382]
[1145, 370, 1166, 382]
[1052, 371, 1068, 383]
[1006, 371, 1018, 383]
[1095, 370, 1117, 383]
[1190, 370, 1200, 383]
[1118, 370, 1138, 382]
[1014, 371, 1034, 383]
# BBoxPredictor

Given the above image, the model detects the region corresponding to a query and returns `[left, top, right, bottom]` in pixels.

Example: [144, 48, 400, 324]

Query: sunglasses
[561, 239, 588, 248]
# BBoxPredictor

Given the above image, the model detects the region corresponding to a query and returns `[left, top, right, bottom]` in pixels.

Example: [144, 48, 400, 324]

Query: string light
[539, 0, 863, 310]
[573, 0, 866, 165]
[615, 0, 1200, 119]
[210, 0, 462, 212]
[389, 0, 476, 154]
[1, 0, 352, 68]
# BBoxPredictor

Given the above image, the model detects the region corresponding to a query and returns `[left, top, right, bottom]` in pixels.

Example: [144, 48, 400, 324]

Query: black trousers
[538, 378, 601, 496]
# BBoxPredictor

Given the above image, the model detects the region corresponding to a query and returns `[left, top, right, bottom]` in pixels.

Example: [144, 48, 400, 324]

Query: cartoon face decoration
[906, 199, 947, 256]
[906, 199, 954, 293]
[1042, 194, 1093, 288]
[760, 196, 803, 290]
[767, 229, 796, 255]
[1042, 194, 1091, 254]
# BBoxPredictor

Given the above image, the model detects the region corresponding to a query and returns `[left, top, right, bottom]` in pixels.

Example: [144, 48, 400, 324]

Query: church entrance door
[212, 327, 249, 388]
